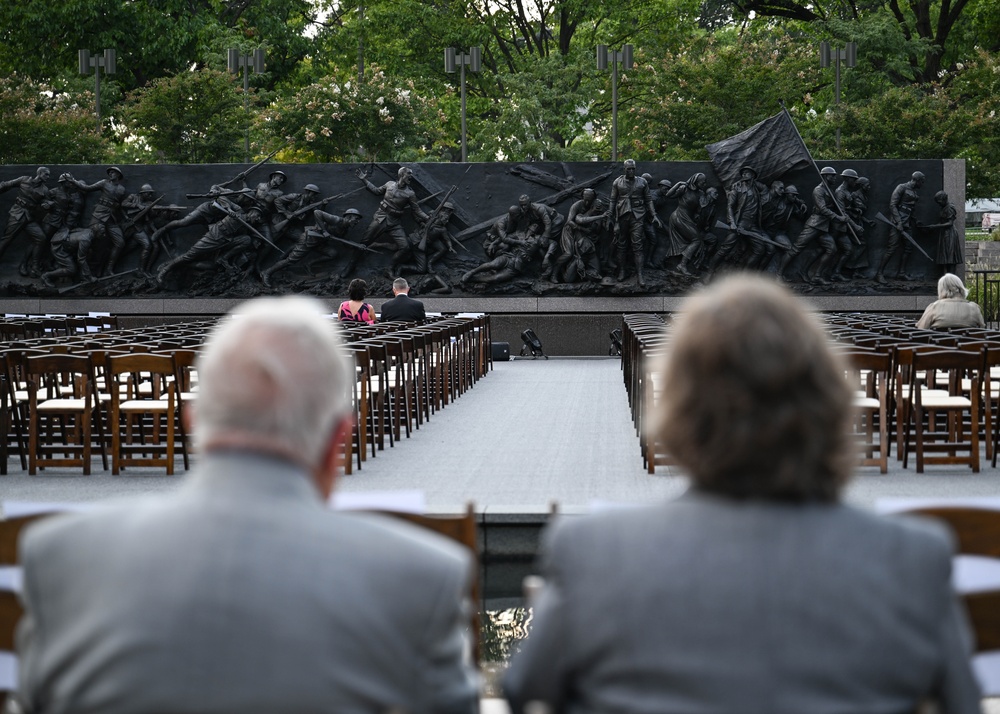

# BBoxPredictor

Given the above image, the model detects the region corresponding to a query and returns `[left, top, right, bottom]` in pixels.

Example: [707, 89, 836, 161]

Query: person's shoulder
[20, 501, 157, 559]
[834, 504, 954, 560]
[543, 503, 668, 555]
[338, 511, 471, 570]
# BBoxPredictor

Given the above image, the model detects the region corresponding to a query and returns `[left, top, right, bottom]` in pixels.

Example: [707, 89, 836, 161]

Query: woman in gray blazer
[505, 274, 981, 714]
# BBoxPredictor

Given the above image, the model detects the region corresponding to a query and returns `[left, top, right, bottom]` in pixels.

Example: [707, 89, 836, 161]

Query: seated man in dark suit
[505, 274, 981, 714]
[13, 296, 478, 714]
[380, 276, 426, 322]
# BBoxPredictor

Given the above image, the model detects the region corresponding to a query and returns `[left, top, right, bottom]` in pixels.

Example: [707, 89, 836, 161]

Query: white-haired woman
[916, 273, 985, 329]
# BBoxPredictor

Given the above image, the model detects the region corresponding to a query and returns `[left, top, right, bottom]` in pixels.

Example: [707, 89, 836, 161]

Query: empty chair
[25, 354, 106, 475]
[843, 349, 892, 473]
[107, 353, 176, 475]
[901, 349, 983, 472]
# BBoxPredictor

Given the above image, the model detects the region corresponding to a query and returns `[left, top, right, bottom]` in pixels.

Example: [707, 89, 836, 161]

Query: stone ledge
[3, 294, 936, 316]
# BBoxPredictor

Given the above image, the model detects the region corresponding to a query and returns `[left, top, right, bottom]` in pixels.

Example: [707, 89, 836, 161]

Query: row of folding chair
[339, 316, 493, 474]
[2, 314, 493, 477]
[0, 315, 119, 343]
[824, 313, 1000, 472]
[619, 314, 672, 474]
[621, 310, 1000, 474]
[1, 336, 204, 476]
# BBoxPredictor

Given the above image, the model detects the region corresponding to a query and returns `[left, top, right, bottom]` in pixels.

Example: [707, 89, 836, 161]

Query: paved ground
[4, 357, 1000, 708]
[3, 357, 998, 512]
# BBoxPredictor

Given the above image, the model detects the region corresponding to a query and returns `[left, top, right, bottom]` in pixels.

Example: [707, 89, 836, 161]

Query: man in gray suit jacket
[14, 296, 478, 714]
[505, 275, 981, 714]
[380, 277, 426, 322]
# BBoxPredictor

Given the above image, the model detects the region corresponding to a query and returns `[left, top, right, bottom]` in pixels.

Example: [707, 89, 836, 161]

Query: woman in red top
[339, 278, 375, 324]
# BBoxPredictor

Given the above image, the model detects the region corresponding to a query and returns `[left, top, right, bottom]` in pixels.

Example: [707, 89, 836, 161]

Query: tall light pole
[820, 41, 858, 152]
[596, 44, 633, 163]
[78, 49, 117, 133]
[228, 48, 266, 163]
[444, 47, 481, 162]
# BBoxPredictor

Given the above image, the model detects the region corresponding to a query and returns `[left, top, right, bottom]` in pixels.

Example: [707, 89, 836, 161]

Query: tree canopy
[0, 0, 997, 195]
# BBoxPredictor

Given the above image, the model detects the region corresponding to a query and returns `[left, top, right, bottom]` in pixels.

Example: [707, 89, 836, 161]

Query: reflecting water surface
[480, 606, 532, 697]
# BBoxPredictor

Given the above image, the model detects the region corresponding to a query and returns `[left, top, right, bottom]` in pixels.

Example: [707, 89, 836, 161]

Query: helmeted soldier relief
[261, 208, 363, 287]
[156, 205, 265, 287]
[706, 165, 770, 275]
[777, 166, 841, 285]
[40, 173, 92, 287]
[70, 166, 129, 277]
[827, 169, 864, 282]
[353, 166, 429, 276]
[753, 182, 807, 272]
[0, 166, 50, 275]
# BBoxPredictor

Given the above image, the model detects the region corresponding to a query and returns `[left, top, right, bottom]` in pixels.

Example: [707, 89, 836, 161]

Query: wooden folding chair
[107, 353, 176, 475]
[25, 354, 106, 475]
[896, 506, 1000, 690]
[842, 349, 892, 473]
[902, 349, 982, 473]
[169, 349, 199, 471]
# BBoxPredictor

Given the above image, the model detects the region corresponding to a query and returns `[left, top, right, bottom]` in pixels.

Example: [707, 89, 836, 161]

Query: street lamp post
[78, 49, 117, 133]
[820, 41, 858, 152]
[596, 44, 633, 163]
[228, 48, 266, 163]
[444, 47, 482, 162]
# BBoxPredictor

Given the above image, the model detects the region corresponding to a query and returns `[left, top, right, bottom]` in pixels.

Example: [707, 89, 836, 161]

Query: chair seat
[36, 398, 88, 411]
[854, 396, 881, 409]
[900, 385, 950, 399]
[119, 399, 172, 412]
[921, 395, 973, 408]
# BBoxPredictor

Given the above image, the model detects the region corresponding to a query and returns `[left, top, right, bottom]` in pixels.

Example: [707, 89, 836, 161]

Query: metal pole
[460, 58, 468, 162]
[243, 59, 251, 163]
[834, 49, 842, 152]
[611, 52, 619, 163]
[94, 63, 102, 133]
[357, 1, 364, 80]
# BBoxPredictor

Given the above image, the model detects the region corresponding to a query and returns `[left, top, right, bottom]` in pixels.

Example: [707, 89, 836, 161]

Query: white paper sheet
[329, 490, 426, 513]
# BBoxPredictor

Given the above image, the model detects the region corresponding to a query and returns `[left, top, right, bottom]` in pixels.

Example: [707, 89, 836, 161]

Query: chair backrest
[25, 354, 91, 401]
[108, 353, 176, 401]
[898, 506, 1000, 657]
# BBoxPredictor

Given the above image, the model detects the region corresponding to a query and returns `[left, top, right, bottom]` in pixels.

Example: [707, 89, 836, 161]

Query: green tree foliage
[472, 50, 600, 161]
[625, 31, 822, 159]
[838, 48, 1000, 197]
[948, 49, 1000, 197]
[0, 0, 997, 197]
[257, 68, 444, 162]
[712, 0, 991, 84]
[119, 70, 246, 164]
[0, 0, 318, 89]
[0, 74, 108, 164]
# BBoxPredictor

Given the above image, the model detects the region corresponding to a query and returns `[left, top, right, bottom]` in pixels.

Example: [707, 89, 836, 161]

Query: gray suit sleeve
[902, 516, 982, 714]
[14, 526, 50, 714]
[935, 591, 983, 714]
[504, 521, 577, 714]
[415, 549, 480, 714]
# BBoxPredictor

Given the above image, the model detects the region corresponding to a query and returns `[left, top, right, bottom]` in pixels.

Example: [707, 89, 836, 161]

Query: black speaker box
[491, 342, 510, 361]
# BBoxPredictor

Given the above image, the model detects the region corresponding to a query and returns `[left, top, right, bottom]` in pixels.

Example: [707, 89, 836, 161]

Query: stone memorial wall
[0, 159, 959, 317]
